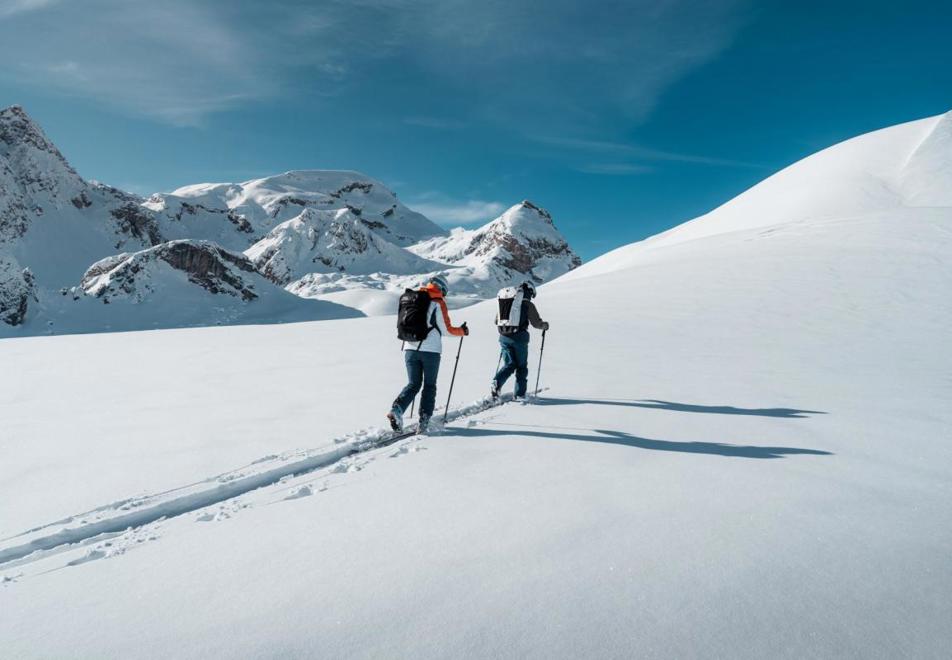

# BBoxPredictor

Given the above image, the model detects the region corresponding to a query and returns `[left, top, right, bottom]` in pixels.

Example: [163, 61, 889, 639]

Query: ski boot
[387, 407, 404, 432]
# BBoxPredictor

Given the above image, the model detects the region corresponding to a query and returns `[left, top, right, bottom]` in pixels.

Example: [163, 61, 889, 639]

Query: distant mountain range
[0, 105, 580, 336]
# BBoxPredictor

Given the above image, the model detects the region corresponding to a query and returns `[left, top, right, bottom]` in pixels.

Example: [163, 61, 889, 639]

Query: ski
[371, 389, 548, 452]
[375, 429, 420, 447]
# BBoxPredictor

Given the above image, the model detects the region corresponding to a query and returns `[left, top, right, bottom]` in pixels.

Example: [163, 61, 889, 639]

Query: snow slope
[573, 109, 952, 280]
[1, 112, 950, 658]
[647, 110, 951, 249]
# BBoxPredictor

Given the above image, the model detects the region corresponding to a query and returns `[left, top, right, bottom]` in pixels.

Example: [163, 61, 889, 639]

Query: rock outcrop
[81, 240, 262, 303]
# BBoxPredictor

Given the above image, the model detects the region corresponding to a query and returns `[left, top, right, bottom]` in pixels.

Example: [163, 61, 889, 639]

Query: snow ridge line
[0, 392, 532, 567]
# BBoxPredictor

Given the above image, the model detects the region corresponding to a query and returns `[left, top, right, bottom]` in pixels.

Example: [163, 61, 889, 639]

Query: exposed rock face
[0, 259, 35, 326]
[110, 203, 163, 247]
[81, 240, 261, 303]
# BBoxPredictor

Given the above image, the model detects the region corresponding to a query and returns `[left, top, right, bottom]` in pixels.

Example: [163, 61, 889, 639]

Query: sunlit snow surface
[1, 114, 951, 658]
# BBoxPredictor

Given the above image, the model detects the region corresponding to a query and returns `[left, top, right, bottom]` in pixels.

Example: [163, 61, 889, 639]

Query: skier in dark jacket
[491, 281, 548, 400]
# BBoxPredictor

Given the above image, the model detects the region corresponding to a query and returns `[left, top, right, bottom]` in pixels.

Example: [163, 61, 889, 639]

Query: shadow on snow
[534, 397, 827, 419]
[450, 426, 832, 459]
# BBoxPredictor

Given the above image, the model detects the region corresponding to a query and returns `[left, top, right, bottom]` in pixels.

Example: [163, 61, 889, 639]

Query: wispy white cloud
[408, 195, 506, 226]
[0, 0, 61, 19]
[576, 163, 654, 176]
[0, 0, 270, 125]
[0, 1, 750, 127]
[403, 116, 467, 130]
[536, 135, 764, 169]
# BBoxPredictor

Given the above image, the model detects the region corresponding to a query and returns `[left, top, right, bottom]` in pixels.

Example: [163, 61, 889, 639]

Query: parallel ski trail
[0, 392, 535, 567]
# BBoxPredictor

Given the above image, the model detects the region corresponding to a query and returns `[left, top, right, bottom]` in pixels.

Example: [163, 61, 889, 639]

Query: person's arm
[527, 302, 549, 331]
[437, 298, 467, 336]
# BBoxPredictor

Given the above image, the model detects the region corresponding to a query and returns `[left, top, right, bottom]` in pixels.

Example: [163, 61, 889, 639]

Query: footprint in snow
[390, 444, 427, 458]
[195, 501, 248, 522]
[67, 549, 106, 566]
[66, 528, 162, 566]
[284, 485, 313, 500]
[332, 457, 371, 473]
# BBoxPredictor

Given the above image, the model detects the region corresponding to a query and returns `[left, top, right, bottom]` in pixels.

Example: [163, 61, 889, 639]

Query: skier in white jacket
[388, 275, 468, 432]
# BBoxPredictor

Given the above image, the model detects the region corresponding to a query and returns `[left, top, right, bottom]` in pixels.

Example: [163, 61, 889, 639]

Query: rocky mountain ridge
[0, 105, 580, 335]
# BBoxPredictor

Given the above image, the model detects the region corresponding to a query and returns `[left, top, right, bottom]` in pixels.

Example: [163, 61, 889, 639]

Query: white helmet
[429, 275, 449, 296]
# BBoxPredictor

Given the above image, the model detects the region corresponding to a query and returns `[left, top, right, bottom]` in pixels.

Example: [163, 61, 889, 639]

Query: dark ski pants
[494, 333, 530, 397]
[393, 350, 441, 419]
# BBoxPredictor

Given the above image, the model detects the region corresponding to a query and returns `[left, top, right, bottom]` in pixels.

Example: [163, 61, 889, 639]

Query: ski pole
[534, 328, 547, 396]
[442, 329, 465, 423]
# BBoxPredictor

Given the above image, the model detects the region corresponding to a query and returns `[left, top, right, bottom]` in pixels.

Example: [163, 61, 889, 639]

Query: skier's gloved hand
[542, 322, 550, 331]
[461, 322, 470, 336]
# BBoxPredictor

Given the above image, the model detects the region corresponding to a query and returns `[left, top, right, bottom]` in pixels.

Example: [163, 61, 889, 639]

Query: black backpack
[397, 289, 434, 342]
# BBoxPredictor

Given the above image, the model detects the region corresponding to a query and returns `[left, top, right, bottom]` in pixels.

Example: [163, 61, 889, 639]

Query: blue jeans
[393, 350, 441, 418]
[494, 333, 530, 397]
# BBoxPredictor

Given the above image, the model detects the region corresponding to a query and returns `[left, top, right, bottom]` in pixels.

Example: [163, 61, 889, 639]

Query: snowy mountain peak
[408, 200, 580, 296]
[0, 105, 69, 164]
[245, 207, 445, 285]
[163, 169, 446, 248]
[506, 200, 553, 225]
[0, 104, 85, 203]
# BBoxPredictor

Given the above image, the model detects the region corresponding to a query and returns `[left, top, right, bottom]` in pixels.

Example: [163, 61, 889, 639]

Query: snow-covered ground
[2, 113, 951, 658]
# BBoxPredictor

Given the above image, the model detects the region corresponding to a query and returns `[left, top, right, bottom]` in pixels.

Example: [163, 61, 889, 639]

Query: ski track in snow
[0, 392, 531, 569]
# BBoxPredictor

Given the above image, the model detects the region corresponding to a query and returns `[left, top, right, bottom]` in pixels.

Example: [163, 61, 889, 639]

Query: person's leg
[392, 351, 424, 413]
[514, 339, 530, 397]
[418, 351, 442, 419]
[494, 336, 517, 390]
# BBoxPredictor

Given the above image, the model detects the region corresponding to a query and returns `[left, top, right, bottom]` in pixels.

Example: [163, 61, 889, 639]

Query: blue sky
[1, 0, 950, 260]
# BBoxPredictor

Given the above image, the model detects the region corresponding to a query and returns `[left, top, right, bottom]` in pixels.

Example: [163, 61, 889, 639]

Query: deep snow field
[2, 114, 951, 658]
